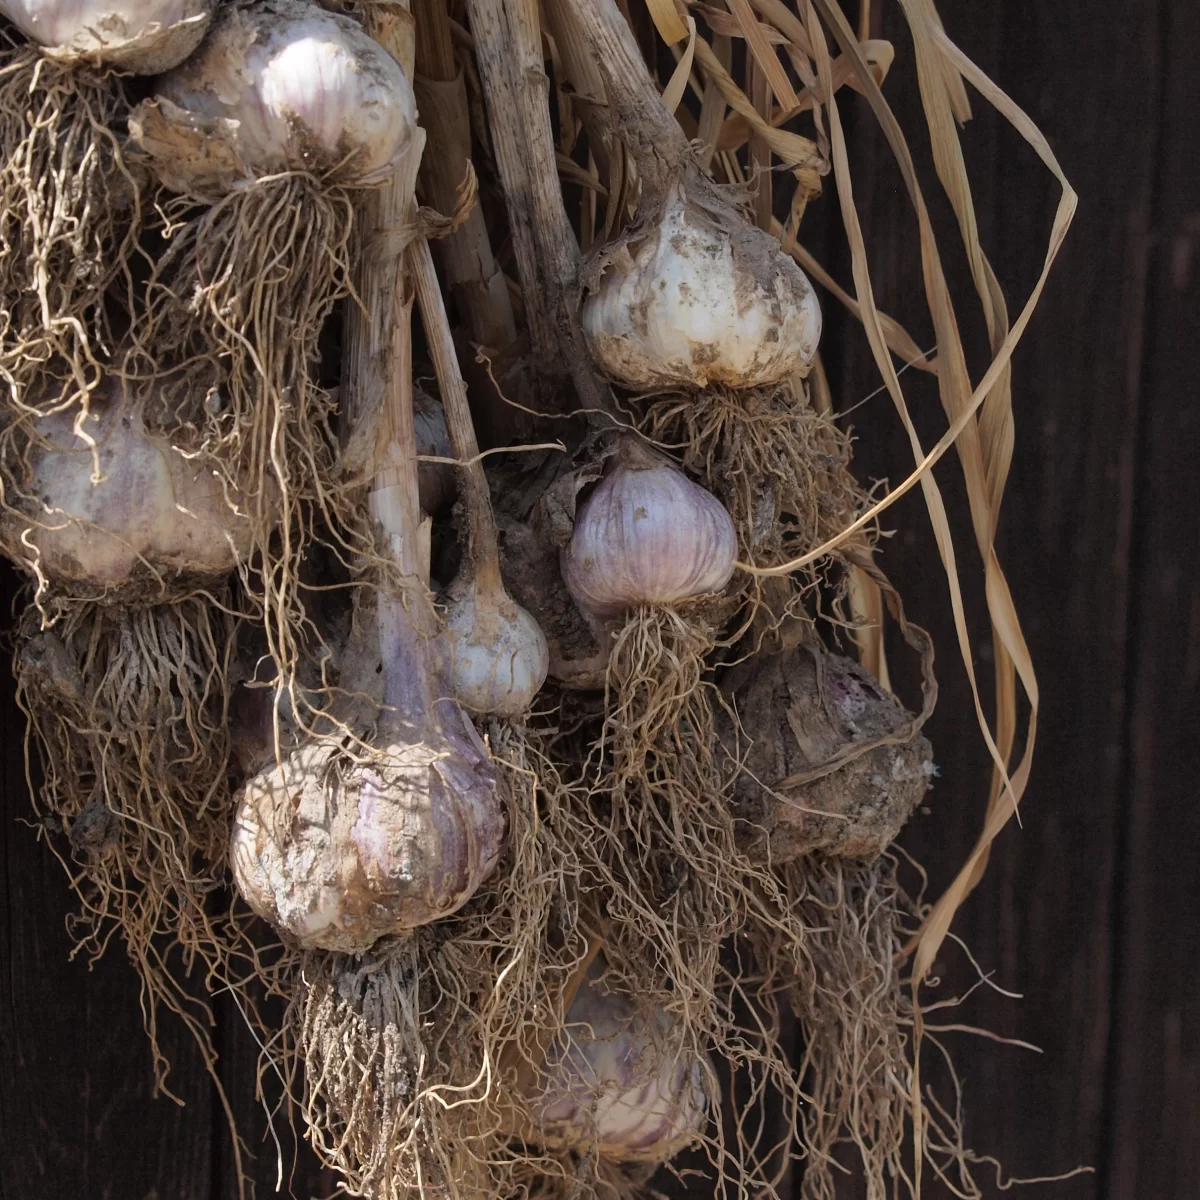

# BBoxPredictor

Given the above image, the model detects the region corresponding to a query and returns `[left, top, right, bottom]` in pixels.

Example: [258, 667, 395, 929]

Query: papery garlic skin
[231, 724, 503, 950]
[582, 187, 821, 390]
[562, 440, 737, 618]
[443, 579, 549, 716]
[0, 378, 253, 591]
[130, 0, 423, 196]
[230, 591, 505, 953]
[0, 0, 215, 73]
[529, 965, 709, 1161]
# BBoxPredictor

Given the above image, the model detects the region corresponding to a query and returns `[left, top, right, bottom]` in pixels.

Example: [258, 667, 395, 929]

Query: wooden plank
[0, 568, 216, 1200]
[817, 0, 1160, 1192]
[1103, 2, 1200, 1195]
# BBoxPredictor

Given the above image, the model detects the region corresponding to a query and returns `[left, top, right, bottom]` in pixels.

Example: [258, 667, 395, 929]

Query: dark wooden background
[2, 1, 1197, 1197]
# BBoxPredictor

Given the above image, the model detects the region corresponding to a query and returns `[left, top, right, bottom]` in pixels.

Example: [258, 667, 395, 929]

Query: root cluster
[15, 593, 257, 1093]
[0, 45, 142, 412]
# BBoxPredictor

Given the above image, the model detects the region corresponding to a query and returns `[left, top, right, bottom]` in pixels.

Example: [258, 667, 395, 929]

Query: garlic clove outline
[0, 0, 216, 73]
[442, 571, 549, 717]
[561, 438, 738, 619]
[582, 185, 821, 390]
[230, 579, 506, 953]
[0, 375, 255, 592]
[130, 0, 424, 197]
[230, 722, 504, 951]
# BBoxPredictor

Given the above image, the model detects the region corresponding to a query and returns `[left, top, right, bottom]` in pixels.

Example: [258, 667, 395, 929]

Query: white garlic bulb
[582, 186, 821, 390]
[562, 438, 738, 618]
[130, 0, 424, 197]
[0, 0, 215, 73]
[443, 569, 549, 716]
[0, 375, 253, 592]
[526, 961, 709, 1161]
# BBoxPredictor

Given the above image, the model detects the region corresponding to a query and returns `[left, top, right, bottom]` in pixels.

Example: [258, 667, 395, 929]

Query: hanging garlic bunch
[0, 0, 216, 417]
[518, 957, 710, 1164]
[566, 0, 844, 637]
[124, 0, 426, 695]
[230, 245, 506, 952]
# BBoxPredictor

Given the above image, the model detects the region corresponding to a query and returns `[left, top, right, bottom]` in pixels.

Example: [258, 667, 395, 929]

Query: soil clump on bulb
[720, 643, 935, 862]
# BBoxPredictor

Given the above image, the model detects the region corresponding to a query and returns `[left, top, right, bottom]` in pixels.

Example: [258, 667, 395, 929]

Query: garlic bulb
[527, 960, 709, 1161]
[583, 185, 821, 390]
[130, 0, 424, 197]
[721, 645, 934, 862]
[230, 709, 503, 950]
[0, 375, 253, 591]
[443, 566, 549, 716]
[407, 233, 549, 716]
[562, 438, 737, 618]
[0, 0, 215, 72]
[230, 495, 505, 952]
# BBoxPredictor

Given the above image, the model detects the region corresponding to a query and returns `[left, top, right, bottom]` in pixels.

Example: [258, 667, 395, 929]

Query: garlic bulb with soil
[561, 437, 737, 619]
[582, 184, 821, 390]
[0, 374, 254, 594]
[523, 958, 708, 1162]
[0, 0, 215, 72]
[721, 645, 934, 861]
[130, 0, 423, 197]
[230, 574, 506, 950]
[566, 0, 820, 392]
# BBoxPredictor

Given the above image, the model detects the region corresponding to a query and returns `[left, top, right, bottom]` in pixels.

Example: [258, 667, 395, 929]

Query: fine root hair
[128, 174, 362, 689]
[750, 854, 977, 1200]
[13, 592, 270, 1098]
[0, 43, 144, 412]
